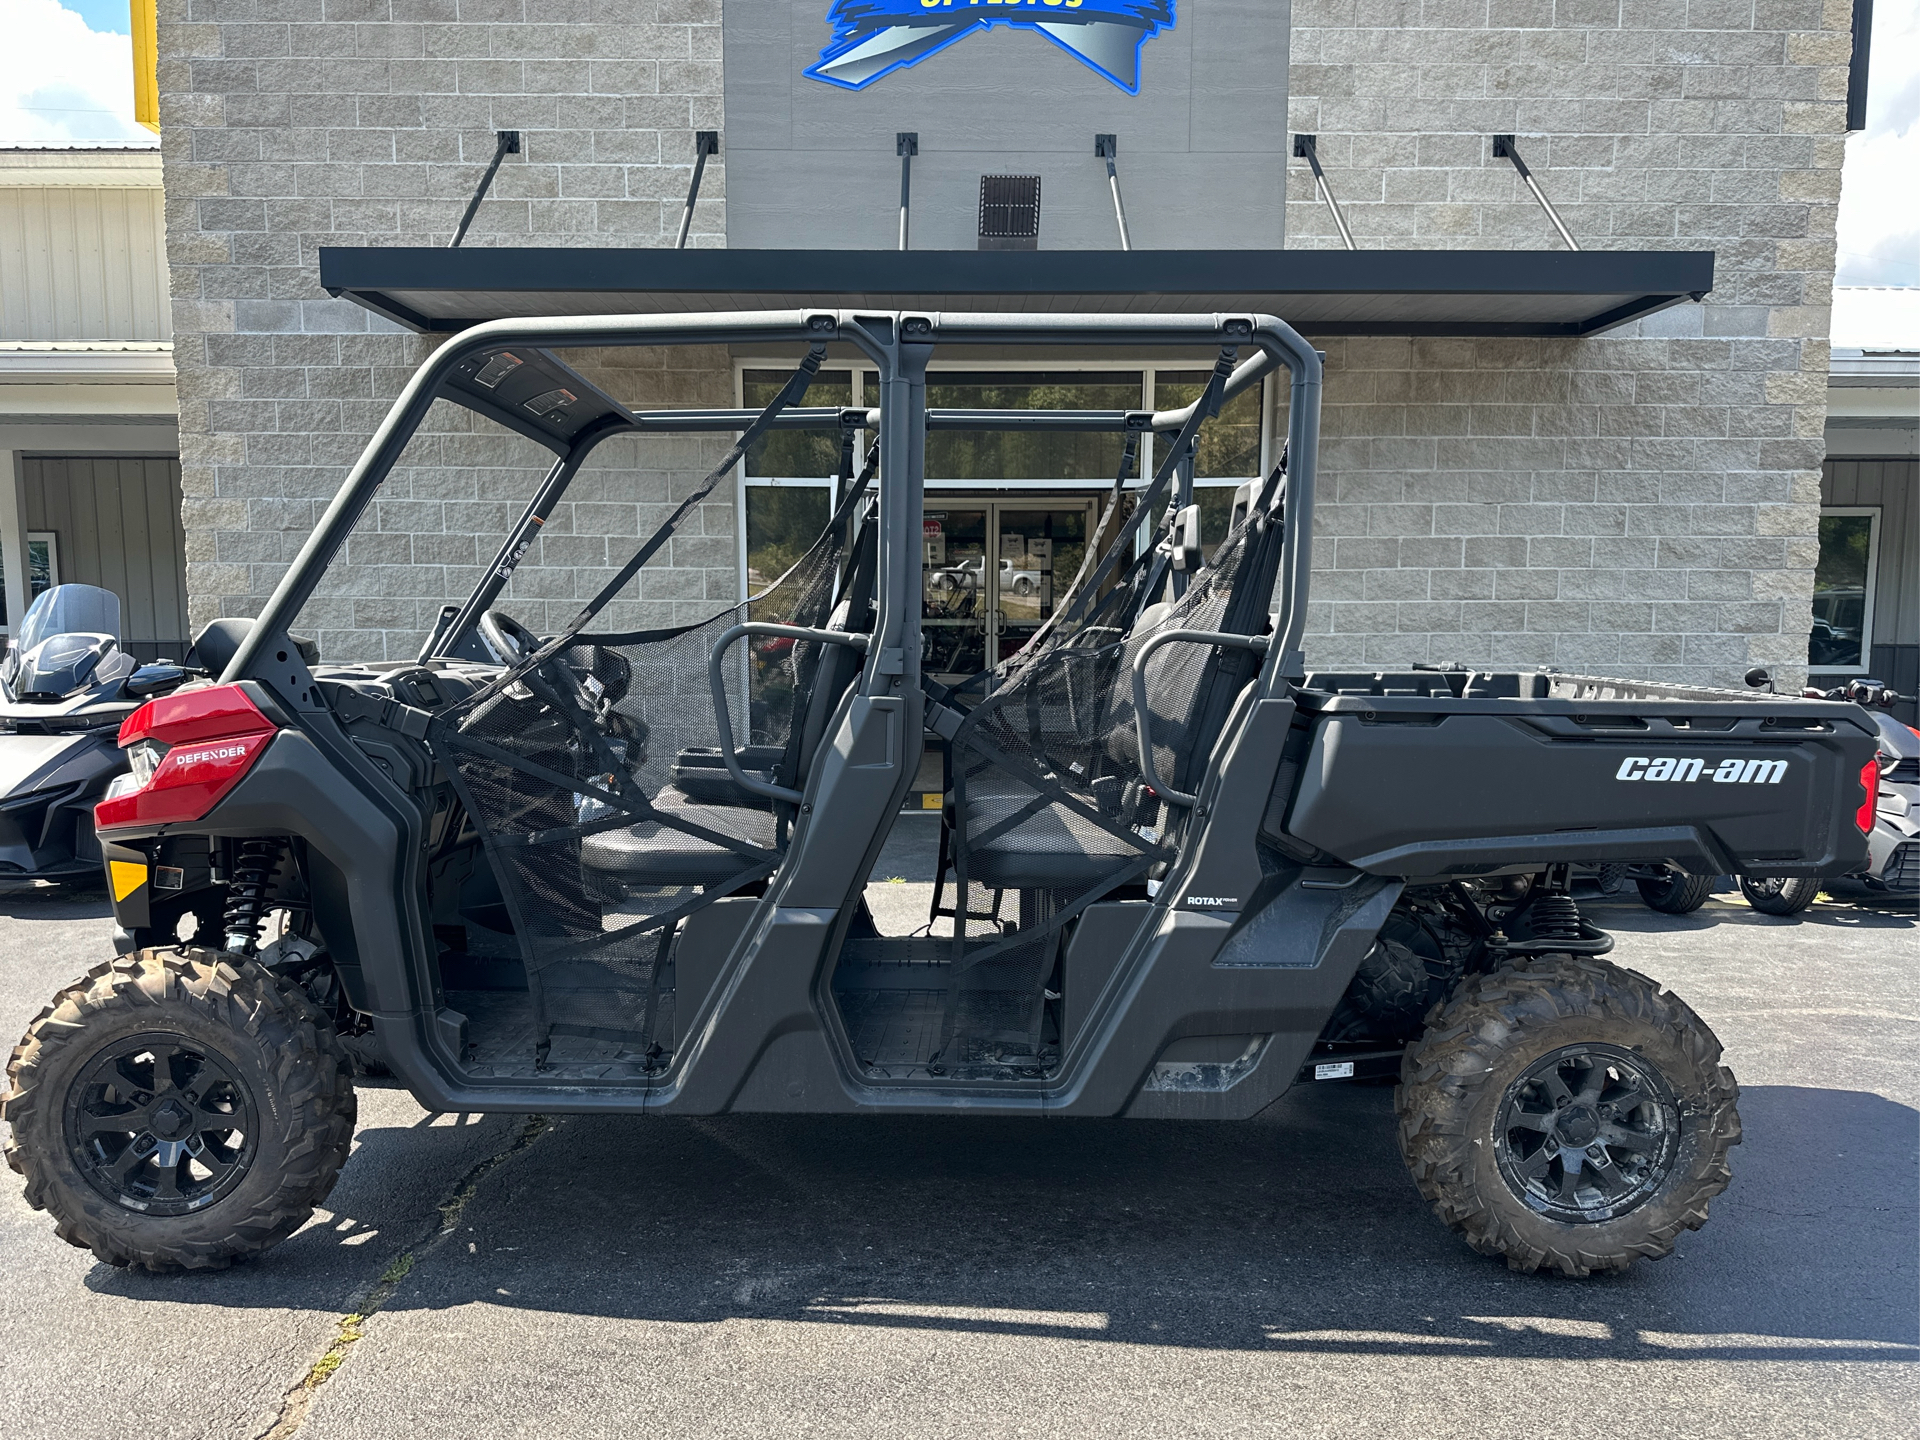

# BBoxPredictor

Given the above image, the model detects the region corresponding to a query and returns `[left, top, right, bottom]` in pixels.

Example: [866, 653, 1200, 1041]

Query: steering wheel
[478, 609, 543, 666]
[479, 607, 615, 718]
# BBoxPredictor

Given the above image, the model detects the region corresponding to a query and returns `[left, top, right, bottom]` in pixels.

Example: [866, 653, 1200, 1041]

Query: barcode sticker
[1314, 1062, 1356, 1081]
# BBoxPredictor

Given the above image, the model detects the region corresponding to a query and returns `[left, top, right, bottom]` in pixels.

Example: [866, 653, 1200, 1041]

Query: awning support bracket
[1096, 134, 1132, 252]
[674, 132, 720, 250]
[897, 133, 918, 251]
[1492, 135, 1580, 252]
[449, 131, 520, 249]
[1292, 134, 1356, 252]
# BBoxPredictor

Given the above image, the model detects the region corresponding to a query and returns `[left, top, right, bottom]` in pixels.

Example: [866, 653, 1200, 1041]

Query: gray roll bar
[1131, 629, 1272, 806]
[708, 623, 872, 805]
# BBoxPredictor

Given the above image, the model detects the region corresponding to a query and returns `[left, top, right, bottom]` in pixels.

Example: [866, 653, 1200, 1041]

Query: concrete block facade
[158, 0, 734, 657]
[160, 0, 1852, 683]
[1287, 0, 1853, 685]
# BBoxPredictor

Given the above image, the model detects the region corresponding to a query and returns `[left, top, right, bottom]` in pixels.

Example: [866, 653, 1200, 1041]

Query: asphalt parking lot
[0, 865, 1913, 1440]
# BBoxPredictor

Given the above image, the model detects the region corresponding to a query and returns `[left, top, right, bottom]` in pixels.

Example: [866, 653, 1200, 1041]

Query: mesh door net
[936, 458, 1289, 1070]
[428, 358, 874, 1064]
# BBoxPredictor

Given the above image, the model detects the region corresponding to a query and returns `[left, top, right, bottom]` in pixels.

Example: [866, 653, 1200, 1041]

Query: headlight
[127, 738, 167, 787]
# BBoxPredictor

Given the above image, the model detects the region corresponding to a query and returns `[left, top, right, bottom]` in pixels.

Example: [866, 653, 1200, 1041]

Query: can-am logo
[1615, 756, 1787, 785]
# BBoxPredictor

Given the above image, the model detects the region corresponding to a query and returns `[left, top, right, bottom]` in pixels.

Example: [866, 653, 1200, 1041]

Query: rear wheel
[3, 950, 356, 1271]
[1636, 867, 1713, 914]
[1397, 955, 1740, 1277]
[1738, 874, 1821, 916]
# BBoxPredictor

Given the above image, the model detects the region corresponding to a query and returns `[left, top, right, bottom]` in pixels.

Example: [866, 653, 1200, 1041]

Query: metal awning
[319, 248, 1713, 339]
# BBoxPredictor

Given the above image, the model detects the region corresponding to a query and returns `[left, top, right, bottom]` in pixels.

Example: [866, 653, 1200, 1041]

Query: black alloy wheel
[1494, 1043, 1678, 1224]
[64, 1031, 258, 1217]
[1397, 955, 1741, 1276]
[6, 951, 356, 1270]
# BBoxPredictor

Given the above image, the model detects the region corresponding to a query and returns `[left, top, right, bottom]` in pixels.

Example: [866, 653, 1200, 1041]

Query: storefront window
[926, 372, 1143, 482]
[1808, 509, 1879, 672]
[1153, 372, 1263, 546]
[742, 368, 856, 478]
[744, 486, 830, 597]
[1151, 371, 1263, 479]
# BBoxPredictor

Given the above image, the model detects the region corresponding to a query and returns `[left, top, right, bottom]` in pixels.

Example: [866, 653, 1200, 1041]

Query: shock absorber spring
[223, 838, 285, 954]
[1529, 890, 1583, 946]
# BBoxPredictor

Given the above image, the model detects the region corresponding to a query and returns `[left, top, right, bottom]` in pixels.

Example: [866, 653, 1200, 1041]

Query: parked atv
[0, 585, 190, 889]
[2, 312, 1876, 1282]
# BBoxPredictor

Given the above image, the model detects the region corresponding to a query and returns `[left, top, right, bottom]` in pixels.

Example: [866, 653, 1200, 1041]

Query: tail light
[1855, 758, 1878, 835]
[94, 685, 278, 832]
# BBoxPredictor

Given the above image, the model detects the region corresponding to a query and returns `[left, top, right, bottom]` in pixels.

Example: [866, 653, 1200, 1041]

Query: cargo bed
[1271, 670, 1879, 881]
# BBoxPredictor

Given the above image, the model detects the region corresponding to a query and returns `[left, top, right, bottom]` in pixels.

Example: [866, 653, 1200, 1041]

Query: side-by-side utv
[4, 311, 1876, 1277]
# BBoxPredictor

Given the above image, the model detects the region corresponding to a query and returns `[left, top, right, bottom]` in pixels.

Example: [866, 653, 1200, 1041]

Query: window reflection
[1808, 511, 1877, 671]
[926, 372, 1143, 482]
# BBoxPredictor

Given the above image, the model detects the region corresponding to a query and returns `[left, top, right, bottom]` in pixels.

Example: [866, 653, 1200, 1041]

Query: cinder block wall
[1287, 0, 1852, 686]
[158, 0, 732, 659]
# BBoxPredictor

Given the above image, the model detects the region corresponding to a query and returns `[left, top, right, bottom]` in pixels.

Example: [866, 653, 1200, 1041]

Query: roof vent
[978, 175, 1041, 251]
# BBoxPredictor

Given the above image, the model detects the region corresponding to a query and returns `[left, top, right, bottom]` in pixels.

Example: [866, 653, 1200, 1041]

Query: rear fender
[144, 726, 417, 1013]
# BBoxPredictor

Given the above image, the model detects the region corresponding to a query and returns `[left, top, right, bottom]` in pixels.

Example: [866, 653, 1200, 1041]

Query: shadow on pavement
[82, 1081, 1918, 1364]
[1588, 891, 1916, 934]
[0, 886, 112, 923]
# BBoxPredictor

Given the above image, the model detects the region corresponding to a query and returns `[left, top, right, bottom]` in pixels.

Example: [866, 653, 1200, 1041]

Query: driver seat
[578, 514, 878, 889]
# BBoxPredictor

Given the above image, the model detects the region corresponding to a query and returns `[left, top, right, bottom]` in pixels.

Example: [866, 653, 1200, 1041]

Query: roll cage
[194, 310, 1327, 1109]
[221, 311, 1323, 717]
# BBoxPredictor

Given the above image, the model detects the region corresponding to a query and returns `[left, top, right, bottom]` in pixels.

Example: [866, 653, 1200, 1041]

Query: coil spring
[223, 838, 284, 954]
[1529, 890, 1583, 946]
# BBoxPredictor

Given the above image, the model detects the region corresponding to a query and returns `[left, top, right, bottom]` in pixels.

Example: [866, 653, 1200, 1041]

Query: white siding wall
[0, 186, 172, 342]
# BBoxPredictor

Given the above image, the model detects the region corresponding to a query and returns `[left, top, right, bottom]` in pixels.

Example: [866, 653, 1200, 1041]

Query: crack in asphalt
[254, 1115, 552, 1440]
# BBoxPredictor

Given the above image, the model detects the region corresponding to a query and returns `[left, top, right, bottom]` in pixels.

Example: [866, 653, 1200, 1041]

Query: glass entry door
[922, 499, 1097, 683]
[993, 506, 1090, 663]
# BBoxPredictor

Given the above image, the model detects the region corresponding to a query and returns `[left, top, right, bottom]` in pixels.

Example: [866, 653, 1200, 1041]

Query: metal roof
[319, 247, 1714, 339]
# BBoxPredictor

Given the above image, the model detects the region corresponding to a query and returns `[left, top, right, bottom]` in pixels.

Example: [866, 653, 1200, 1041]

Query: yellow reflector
[109, 861, 147, 903]
[921, 792, 941, 810]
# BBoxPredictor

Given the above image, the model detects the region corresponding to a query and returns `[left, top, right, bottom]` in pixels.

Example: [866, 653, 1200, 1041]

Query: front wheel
[1636, 867, 1714, 914]
[1738, 874, 1821, 916]
[1397, 955, 1741, 1277]
[3, 951, 356, 1271]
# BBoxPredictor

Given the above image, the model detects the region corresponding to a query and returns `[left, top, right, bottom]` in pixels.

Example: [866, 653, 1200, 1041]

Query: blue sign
[806, 0, 1176, 95]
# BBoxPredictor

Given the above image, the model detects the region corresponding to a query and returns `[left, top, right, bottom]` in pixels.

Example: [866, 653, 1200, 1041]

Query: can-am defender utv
[4, 311, 1876, 1277]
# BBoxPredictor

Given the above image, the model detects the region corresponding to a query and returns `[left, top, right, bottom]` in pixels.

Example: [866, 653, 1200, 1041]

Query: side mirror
[1743, 667, 1773, 692]
[125, 664, 187, 698]
[1169, 504, 1203, 573]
